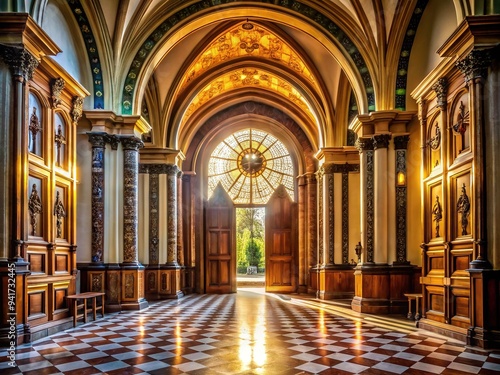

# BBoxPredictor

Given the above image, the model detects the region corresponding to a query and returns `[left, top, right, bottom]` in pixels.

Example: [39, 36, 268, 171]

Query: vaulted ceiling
[39, 0, 462, 168]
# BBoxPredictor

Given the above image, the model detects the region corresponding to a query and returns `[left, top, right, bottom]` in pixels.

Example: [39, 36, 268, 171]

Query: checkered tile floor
[1, 289, 499, 374]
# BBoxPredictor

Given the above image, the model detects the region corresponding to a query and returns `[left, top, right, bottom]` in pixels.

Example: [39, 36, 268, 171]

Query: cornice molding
[437, 15, 500, 60]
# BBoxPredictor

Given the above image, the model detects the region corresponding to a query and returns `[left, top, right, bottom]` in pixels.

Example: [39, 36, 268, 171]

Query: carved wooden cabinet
[25, 58, 88, 339]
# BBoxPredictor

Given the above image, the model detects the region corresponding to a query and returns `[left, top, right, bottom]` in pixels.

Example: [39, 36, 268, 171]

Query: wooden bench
[404, 293, 422, 321]
[66, 292, 105, 327]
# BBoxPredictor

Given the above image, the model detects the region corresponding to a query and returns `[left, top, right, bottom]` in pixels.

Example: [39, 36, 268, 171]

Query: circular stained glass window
[208, 129, 295, 204]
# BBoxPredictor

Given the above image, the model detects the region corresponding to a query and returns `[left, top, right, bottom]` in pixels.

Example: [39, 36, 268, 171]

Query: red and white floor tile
[1, 289, 499, 374]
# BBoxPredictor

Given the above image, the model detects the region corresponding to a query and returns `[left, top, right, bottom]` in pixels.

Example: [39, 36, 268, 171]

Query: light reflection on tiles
[0, 289, 499, 374]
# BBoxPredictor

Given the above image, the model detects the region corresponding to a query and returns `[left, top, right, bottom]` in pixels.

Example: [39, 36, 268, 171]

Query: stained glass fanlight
[208, 129, 295, 204]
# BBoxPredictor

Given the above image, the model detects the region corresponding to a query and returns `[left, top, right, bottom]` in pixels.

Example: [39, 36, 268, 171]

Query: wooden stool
[404, 293, 422, 321]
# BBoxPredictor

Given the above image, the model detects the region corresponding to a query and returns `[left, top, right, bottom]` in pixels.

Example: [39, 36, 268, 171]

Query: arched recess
[184, 101, 316, 178]
[163, 20, 331, 149]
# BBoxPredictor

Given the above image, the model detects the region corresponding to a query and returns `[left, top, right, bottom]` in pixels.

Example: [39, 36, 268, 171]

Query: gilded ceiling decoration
[119, 0, 377, 115]
[181, 67, 316, 127]
[179, 22, 316, 92]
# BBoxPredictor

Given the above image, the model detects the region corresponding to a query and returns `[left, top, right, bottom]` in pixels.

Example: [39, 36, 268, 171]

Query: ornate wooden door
[205, 184, 236, 293]
[265, 185, 297, 293]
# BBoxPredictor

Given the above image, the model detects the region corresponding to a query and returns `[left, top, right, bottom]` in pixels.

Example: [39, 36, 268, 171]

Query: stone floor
[1, 288, 499, 374]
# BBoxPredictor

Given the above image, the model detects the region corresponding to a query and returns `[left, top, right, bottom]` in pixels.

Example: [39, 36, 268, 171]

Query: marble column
[88, 133, 106, 264]
[166, 164, 179, 267]
[306, 173, 317, 271]
[121, 137, 142, 264]
[120, 137, 148, 310]
[162, 164, 182, 299]
[322, 164, 335, 266]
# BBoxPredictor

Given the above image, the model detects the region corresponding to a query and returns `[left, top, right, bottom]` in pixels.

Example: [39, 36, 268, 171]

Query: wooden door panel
[205, 185, 235, 294]
[266, 185, 297, 293]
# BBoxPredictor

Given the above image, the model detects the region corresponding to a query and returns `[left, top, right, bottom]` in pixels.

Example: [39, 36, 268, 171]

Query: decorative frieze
[395, 135, 409, 263]
[328, 172, 334, 265]
[342, 171, 349, 264]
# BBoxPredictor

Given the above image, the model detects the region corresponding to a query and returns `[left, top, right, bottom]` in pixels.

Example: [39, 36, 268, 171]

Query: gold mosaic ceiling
[179, 22, 319, 127]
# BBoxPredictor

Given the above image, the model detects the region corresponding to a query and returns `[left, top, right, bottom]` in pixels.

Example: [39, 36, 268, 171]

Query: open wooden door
[265, 185, 297, 293]
[205, 184, 236, 293]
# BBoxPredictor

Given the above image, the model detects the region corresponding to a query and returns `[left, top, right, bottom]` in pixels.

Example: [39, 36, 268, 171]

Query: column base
[351, 263, 390, 314]
[156, 265, 183, 299]
[120, 263, 148, 311]
[318, 264, 355, 300]
[308, 266, 320, 296]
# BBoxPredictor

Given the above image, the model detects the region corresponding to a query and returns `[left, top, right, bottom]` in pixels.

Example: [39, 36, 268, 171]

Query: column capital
[87, 132, 107, 148]
[165, 164, 180, 176]
[373, 134, 392, 150]
[456, 48, 495, 83]
[393, 135, 410, 150]
[355, 137, 374, 153]
[121, 136, 143, 151]
[0, 46, 38, 81]
[431, 77, 448, 109]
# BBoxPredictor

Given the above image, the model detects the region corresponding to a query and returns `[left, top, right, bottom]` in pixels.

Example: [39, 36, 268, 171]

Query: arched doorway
[205, 128, 297, 293]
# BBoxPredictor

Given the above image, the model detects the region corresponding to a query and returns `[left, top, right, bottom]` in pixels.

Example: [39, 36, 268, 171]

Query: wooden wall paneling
[52, 281, 69, 320]
[27, 284, 48, 326]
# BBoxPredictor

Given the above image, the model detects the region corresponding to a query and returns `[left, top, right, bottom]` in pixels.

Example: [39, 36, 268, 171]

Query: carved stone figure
[28, 184, 42, 236]
[456, 184, 470, 236]
[54, 191, 66, 238]
[54, 124, 66, 166]
[432, 195, 443, 237]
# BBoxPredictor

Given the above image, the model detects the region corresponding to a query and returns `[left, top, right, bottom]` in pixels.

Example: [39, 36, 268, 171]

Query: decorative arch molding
[184, 101, 316, 174]
[395, 0, 429, 110]
[66, 0, 104, 109]
[120, 0, 375, 115]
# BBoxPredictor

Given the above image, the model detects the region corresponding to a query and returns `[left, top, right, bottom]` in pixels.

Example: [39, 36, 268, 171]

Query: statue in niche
[53, 191, 66, 238]
[452, 101, 470, 153]
[456, 183, 470, 235]
[54, 125, 66, 167]
[432, 195, 443, 237]
[428, 123, 441, 150]
[29, 107, 41, 154]
[28, 184, 42, 236]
